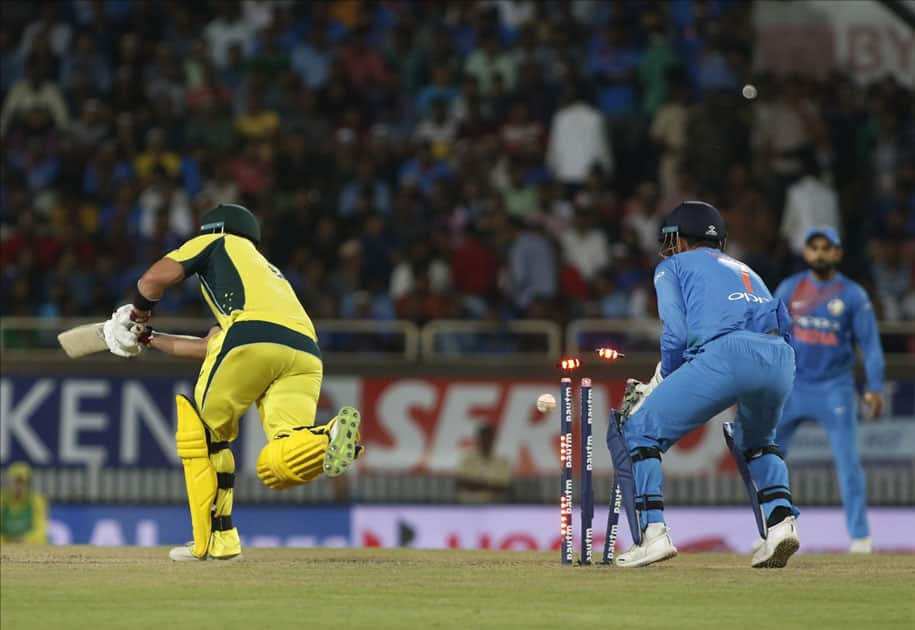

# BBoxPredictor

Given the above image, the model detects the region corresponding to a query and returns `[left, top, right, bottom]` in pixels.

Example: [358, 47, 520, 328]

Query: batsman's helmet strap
[200, 203, 261, 244]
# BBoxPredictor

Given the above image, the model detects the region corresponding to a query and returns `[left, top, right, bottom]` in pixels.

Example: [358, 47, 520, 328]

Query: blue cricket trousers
[777, 379, 868, 539]
[623, 330, 797, 527]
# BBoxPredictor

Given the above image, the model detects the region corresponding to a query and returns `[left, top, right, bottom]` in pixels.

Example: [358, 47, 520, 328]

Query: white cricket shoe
[168, 543, 242, 562]
[615, 523, 678, 568]
[751, 516, 800, 568]
[169, 544, 205, 562]
[849, 537, 872, 554]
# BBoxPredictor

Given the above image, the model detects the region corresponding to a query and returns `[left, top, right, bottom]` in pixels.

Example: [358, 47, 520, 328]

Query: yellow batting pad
[175, 395, 217, 559]
[256, 430, 327, 490]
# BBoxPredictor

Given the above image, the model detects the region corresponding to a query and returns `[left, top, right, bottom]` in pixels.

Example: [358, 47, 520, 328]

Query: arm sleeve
[852, 289, 885, 392]
[654, 262, 688, 377]
[165, 234, 221, 276]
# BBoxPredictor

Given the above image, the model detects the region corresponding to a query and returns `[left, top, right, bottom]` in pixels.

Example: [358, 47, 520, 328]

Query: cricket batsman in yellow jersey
[101, 204, 363, 561]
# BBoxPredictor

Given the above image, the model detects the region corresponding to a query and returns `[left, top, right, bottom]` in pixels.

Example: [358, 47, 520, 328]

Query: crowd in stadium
[1, 0, 913, 325]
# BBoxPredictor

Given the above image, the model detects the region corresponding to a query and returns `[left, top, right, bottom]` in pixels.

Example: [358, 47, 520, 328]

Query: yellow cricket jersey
[166, 234, 317, 342]
[0, 492, 48, 544]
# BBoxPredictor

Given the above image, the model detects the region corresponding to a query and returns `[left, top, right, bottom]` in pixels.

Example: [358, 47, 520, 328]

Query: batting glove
[112, 303, 151, 326]
[103, 312, 144, 358]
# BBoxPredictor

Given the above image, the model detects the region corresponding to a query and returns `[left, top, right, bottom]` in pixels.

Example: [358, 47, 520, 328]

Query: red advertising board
[336, 378, 736, 476]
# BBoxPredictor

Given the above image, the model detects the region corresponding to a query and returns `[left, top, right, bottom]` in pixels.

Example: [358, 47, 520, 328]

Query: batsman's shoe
[169, 543, 243, 562]
[169, 544, 206, 562]
[751, 516, 799, 568]
[849, 537, 872, 554]
[615, 523, 678, 568]
[323, 406, 362, 477]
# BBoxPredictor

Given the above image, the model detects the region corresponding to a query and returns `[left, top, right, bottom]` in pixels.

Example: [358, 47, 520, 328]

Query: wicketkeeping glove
[619, 362, 664, 419]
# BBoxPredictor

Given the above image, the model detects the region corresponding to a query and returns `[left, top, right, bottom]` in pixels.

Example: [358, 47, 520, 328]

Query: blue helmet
[659, 201, 727, 256]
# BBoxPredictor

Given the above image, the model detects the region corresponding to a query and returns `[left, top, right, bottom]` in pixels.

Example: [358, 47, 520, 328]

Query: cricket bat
[57, 322, 144, 358]
[57, 322, 108, 358]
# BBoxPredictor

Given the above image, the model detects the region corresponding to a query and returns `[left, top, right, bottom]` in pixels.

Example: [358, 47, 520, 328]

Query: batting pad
[256, 429, 327, 489]
[175, 395, 217, 559]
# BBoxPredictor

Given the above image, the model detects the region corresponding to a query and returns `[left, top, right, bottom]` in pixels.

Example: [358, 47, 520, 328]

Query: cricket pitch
[2, 546, 913, 629]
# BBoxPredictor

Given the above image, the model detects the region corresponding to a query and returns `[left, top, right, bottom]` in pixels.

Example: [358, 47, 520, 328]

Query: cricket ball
[536, 393, 557, 413]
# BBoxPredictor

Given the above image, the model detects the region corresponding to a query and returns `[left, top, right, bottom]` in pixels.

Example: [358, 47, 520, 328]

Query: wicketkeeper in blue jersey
[607, 201, 801, 568]
[773, 226, 885, 554]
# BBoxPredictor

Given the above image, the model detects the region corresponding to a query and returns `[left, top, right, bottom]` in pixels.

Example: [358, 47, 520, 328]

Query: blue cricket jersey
[774, 271, 884, 391]
[653, 249, 792, 377]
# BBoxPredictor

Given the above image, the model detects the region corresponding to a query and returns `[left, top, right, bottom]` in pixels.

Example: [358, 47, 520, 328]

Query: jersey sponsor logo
[654, 271, 666, 283]
[794, 315, 840, 330]
[792, 326, 839, 346]
[728, 292, 771, 303]
[827, 298, 845, 316]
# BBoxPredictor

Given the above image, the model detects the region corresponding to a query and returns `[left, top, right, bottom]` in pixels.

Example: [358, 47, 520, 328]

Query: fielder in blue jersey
[773, 226, 885, 554]
[607, 201, 801, 568]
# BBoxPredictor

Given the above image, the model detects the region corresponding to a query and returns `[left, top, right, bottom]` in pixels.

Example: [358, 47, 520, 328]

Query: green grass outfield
[2, 546, 913, 629]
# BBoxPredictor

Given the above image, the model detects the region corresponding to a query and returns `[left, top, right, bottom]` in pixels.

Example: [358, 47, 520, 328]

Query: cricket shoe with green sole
[323, 406, 363, 477]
